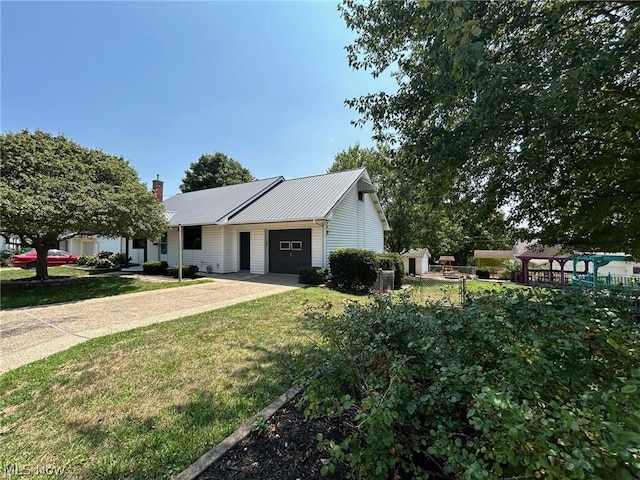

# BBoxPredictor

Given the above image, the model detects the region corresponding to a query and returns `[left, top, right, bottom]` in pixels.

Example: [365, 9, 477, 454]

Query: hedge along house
[153, 168, 389, 275]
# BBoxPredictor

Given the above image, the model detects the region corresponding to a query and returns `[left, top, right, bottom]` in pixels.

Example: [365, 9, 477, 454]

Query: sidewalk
[0, 273, 299, 374]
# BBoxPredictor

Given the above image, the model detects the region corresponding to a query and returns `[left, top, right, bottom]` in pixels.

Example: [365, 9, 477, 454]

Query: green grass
[0, 287, 357, 480]
[0, 266, 88, 280]
[0, 267, 213, 309]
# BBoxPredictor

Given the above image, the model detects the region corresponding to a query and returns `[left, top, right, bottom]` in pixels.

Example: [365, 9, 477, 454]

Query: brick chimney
[152, 175, 163, 202]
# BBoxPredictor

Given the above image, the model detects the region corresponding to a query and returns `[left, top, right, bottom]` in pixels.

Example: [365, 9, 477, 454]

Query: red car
[10, 249, 79, 269]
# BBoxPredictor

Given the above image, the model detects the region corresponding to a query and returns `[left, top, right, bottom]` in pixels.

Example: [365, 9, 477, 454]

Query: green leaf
[615, 469, 633, 480]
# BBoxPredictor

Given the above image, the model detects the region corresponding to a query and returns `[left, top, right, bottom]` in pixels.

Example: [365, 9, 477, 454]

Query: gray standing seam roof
[162, 177, 282, 226]
[227, 168, 367, 224]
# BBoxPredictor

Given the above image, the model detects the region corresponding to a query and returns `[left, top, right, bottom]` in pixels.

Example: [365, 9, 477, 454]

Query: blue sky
[1, 0, 394, 198]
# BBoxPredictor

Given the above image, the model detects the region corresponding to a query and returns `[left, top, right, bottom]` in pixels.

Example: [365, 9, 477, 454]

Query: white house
[402, 248, 431, 276]
[146, 168, 389, 275]
[59, 236, 124, 257]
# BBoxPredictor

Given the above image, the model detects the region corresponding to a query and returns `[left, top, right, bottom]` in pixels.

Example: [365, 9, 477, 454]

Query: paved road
[0, 273, 299, 374]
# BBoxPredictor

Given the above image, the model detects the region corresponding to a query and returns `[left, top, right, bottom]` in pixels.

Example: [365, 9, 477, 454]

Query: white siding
[96, 237, 122, 254]
[166, 225, 225, 273]
[222, 226, 236, 273]
[362, 191, 385, 252]
[251, 229, 267, 275]
[326, 184, 385, 266]
[63, 236, 124, 256]
[226, 226, 268, 274]
[146, 239, 160, 262]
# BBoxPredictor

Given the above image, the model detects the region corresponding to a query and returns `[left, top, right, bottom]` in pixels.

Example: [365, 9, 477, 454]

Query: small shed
[402, 248, 431, 276]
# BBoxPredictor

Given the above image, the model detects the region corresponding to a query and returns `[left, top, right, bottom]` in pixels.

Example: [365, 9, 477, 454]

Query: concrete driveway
[0, 273, 299, 374]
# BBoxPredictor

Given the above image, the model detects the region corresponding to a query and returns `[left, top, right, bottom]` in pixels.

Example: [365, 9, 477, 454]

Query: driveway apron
[0, 274, 299, 374]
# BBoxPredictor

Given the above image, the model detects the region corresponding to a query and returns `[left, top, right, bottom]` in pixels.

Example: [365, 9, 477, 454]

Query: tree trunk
[34, 242, 50, 280]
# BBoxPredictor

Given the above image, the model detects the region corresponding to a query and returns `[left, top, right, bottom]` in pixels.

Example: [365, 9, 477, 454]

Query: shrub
[1, 250, 13, 267]
[108, 252, 128, 265]
[329, 249, 378, 292]
[376, 252, 404, 289]
[501, 260, 522, 281]
[77, 254, 98, 266]
[142, 261, 168, 275]
[300, 287, 640, 479]
[94, 258, 114, 269]
[97, 250, 114, 259]
[476, 268, 490, 279]
[172, 265, 199, 278]
[298, 266, 327, 285]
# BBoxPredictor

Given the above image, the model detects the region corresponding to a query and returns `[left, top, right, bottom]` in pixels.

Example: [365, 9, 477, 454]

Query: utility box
[376, 269, 395, 294]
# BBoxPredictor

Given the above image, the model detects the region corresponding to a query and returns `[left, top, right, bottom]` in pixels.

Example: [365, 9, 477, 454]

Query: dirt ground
[197, 394, 350, 480]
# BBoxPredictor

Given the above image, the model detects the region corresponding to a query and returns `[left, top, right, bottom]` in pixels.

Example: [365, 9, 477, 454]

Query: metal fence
[404, 274, 468, 306]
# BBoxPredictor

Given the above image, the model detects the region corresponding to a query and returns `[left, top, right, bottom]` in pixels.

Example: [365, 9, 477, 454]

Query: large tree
[341, 0, 640, 256]
[328, 145, 515, 259]
[0, 130, 168, 279]
[180, 152, 254, 192]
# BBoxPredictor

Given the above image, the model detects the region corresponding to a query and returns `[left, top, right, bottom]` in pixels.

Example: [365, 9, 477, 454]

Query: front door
[240, 232, 250, 271]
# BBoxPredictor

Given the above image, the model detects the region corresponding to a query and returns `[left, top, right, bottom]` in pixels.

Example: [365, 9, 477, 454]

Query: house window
[132, 238, 145, 249]
[291, 241, 303, 251]
[358, 191, 364, 201]
[160, 233, 168, 254]
[183, 226, 202, 250]
[280, 241, 291, 251]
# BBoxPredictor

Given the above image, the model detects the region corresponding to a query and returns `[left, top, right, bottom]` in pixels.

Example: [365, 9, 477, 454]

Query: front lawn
[0, 287, 357, 480]
[0, 267, 212, 309]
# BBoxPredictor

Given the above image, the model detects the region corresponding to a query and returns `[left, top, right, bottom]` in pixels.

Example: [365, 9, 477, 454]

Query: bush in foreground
[301, 287, 640, 479]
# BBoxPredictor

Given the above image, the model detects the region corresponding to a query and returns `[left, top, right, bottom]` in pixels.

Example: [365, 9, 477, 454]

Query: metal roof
[473, 250, 515, 259]
[227, 168, 374, 225]
[403, 248, 431, 258]
[516, 245, 571, 260]
[162, 177, 282, 226]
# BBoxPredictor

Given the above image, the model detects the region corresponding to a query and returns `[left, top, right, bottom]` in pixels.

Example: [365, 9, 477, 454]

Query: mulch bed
[197, 395, 350, 480]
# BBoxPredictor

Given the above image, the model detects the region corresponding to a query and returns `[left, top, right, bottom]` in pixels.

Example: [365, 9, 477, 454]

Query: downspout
[178, 224, 183, 283]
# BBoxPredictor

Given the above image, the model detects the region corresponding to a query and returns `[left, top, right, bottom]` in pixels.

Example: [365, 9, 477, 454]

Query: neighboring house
[150, 168, 389, 275]
[402, 248, 431, 276]
[474, 249, 515, 275]
[0, 234, 22, 251]
[59, 236, 124, 256]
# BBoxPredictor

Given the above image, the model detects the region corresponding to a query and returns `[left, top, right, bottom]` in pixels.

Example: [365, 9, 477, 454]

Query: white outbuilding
[402, 248, 431, 276]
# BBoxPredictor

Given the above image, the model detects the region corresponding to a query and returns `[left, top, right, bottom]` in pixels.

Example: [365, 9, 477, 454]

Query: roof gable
[162, 177, 282, 226]
[403, 248, 431, 258]
[228, 168, 384, 225]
